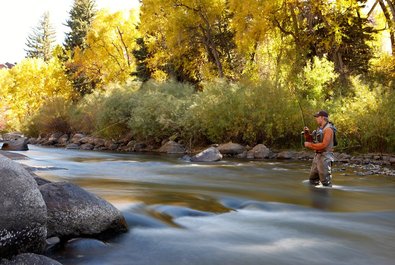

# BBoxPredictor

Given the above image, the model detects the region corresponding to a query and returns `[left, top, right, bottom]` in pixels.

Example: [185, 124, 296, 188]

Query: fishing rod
[289, 86, 312, 146]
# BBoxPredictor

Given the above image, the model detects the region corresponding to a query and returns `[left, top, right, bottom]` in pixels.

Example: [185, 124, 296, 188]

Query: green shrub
[331, 77, 395, 153]
[183, 79, 303, 147]
[128, 80, 195, 143]
[94, 82, 140, 139]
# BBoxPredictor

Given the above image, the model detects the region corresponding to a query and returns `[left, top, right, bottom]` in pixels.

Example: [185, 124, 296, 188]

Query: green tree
[25, 12, 56, 62]
[64, 0, 97, 52]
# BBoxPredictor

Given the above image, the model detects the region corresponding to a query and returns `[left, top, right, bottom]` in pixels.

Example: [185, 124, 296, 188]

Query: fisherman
[304, 110, 336, 187]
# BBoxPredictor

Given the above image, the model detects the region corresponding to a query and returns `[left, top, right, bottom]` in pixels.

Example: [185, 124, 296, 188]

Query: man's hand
[304, 142, 312, 148]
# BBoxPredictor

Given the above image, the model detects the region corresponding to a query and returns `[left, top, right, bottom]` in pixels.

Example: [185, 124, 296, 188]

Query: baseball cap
[313, 110, 329, 117]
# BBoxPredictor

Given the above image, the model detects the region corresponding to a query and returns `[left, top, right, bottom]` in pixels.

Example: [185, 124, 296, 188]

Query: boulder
[0, 155, 47, 258]
[1, 137, 29, 151]
[277, 151, 296, 160]
[65, 143, 80, 150]
[247, 144, 272, 159]
[39, 182, 128, 240]
[133, 143, 147, 152]
[158, 141, 185, 154]
[48, 132, 64, 145]
[57, 134, 69, 146]
[80, 143, 94, 150]
[106, 141, 119, 151]
[93, 138, 105, 148]
[2, 133, 24, 141]
[70, 134, 85, 144]
[0, 253, 62, 265]
[190, 147, 223, 162]
[218, 142, 245, 155]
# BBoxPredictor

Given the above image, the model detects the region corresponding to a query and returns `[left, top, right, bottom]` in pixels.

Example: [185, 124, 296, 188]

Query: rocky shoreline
[2, 131, 395, 176]
[24, 132, 395, 177]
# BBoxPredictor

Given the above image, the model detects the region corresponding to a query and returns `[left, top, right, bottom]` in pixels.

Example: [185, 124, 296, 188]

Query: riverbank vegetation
[1, 0, 394, 153]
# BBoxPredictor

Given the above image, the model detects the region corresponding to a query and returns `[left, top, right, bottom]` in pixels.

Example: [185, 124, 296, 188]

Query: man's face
[315, 116, 324, 125]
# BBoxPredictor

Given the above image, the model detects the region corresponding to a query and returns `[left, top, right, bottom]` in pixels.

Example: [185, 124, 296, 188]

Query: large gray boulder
[158, 141, 185, 154]
[218, 142, 245, 155]
[190, 147, 223, 162]
[0, 253, 62, 265]
[0, 155, 47, 258]
[39, 182, 128, 240]
[1, 137, 29, 151]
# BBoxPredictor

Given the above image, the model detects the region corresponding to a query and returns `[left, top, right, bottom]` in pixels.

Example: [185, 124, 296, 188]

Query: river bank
[20, 132, 395, 177]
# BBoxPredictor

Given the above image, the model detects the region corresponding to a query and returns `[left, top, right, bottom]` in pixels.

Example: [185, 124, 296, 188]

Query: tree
[73, 9, 140, 88]
[140, 0, 239, 82]
[132, 37, 152, 82]
[25, 12, 56, 62]
[63, 0, 97, 98]
[64, 0, 97, 52]
[371, 0, 395, 54]
[0, 58, 73, 131]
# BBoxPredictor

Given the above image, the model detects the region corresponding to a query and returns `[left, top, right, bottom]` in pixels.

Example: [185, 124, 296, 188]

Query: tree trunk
[379, 0, 395, 55]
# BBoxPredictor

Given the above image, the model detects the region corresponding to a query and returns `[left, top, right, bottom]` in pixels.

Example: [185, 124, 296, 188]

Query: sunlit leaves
[73, 9, 140, 87]
[0, 58, 73, 131]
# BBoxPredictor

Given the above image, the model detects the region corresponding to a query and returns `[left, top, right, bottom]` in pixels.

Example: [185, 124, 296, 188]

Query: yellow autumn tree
[140, 0, 240, 82]
[73, 9, 140, 88]
[0, 58, 73, 131]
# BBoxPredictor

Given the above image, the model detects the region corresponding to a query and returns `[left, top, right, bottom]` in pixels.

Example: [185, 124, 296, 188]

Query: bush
[183, 79, 303, 147]
[331, 77, 395, 153]
[127, 80, 195, 143]
[25, 97, 72, 137]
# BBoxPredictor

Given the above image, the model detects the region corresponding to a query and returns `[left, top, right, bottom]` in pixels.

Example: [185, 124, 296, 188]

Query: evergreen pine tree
[63, 0, 97, 98]
[64, 0, 96, 52]
[25, 12, 56, 62]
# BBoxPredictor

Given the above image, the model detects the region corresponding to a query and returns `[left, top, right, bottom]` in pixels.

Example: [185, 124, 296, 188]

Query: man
[304, 110, 335, 187]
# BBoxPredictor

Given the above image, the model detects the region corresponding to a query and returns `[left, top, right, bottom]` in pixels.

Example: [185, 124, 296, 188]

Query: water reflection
[309, 187, 332, 210]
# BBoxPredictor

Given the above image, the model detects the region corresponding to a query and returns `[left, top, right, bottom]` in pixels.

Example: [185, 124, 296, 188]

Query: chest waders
[308, 122, 334, 187]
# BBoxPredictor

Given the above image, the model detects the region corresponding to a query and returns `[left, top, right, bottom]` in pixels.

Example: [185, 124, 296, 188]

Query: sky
[0, 0, 140, 63]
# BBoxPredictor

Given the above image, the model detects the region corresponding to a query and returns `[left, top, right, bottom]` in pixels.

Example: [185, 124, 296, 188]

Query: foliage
[63, 0, 97, 98]
[25, 12, 56, 62]
[331, 77, 395, 152]
[140, 0, 239, 83]
[93, 81, 140, 139]
[0, 58, 73, 132]
[73, 9, 140, 88]
[64, 0, 97, 52]
[127, 80, 195, 142]
[183, 80, 301, 147]
[25, 98, 72, 137]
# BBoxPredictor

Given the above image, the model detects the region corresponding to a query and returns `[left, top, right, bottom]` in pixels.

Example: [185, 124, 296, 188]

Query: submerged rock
[39, 182, 128, 240]
[190, 147, 223, 162]
[0, 155, 47, 258]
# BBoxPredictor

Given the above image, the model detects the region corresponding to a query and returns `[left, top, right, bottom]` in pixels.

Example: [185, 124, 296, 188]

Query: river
[13, 146, 395, 265]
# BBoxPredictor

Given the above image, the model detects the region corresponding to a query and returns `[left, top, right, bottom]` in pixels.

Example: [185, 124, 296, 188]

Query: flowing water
[13, 146, 395, 265]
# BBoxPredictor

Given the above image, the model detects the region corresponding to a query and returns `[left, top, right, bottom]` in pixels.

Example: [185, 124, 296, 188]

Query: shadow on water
[12, 146, 395, 265]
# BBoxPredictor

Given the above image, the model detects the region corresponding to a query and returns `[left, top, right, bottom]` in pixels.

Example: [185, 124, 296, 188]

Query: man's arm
[304, 127, 333, 151]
